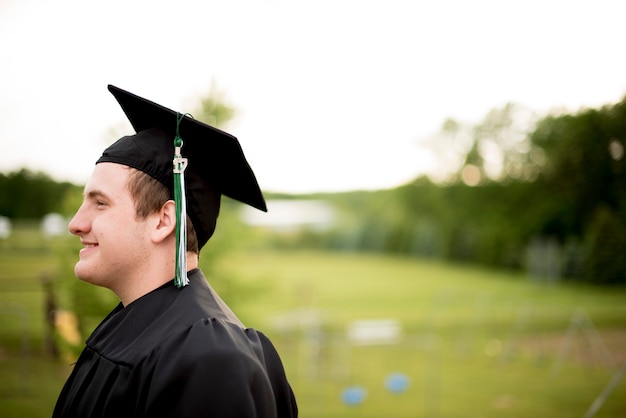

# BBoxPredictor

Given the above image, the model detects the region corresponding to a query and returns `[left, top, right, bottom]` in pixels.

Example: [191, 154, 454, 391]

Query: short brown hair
[126, 168, 199, 254]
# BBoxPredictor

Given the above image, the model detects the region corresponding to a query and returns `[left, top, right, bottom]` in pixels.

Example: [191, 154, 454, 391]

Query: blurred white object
[0, 216, 11, 239]
[41, 213, 66, 237]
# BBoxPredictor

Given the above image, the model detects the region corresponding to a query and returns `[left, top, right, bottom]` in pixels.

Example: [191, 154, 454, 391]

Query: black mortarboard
[97, 85, 267, 255]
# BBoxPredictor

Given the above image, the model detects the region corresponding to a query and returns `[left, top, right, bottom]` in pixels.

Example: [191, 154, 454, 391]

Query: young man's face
[68, 163, 152, 289]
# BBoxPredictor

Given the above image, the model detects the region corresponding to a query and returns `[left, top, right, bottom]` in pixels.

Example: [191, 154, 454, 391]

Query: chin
[74, 263, 100, 285]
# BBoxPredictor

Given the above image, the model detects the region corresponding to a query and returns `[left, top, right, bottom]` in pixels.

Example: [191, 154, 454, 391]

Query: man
[53, 85, 297, 417]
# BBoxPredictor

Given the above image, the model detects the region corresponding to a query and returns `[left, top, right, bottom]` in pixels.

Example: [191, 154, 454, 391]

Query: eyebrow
[85, 190, 111, 201]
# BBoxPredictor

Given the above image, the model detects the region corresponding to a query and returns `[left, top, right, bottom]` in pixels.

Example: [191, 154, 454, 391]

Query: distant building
[240, 199, 335, 232]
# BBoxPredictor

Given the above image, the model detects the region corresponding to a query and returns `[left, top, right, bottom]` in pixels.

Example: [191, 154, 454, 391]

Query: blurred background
[1, 1, 625, 417]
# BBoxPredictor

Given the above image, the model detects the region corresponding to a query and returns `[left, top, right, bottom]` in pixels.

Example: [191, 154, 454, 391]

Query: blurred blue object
[385, 372, 410, 394]
[341, 386, 367, 406]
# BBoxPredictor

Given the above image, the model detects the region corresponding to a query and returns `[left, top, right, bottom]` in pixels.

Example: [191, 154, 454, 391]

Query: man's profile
[52, 85, 297, 418]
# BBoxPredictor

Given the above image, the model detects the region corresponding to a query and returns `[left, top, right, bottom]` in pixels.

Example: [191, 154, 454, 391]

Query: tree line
[0, 169, 81, 219]
[276, 97, 626, 285]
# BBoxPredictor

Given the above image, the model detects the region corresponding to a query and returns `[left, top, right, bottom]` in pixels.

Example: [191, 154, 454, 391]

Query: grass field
[1, 225, 625, 417]
[219, 250, 626, 417]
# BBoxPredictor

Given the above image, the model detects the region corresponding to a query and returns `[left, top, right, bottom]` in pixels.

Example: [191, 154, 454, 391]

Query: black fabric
[52, 269, 297, 418]
[99, 85, 267, 248]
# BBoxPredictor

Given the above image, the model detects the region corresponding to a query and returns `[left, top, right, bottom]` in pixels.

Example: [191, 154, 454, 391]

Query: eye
[95, 200, 107, 207]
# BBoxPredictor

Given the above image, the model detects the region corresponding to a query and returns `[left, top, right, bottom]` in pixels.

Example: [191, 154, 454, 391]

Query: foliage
[583, 205, 626, 285]
[527, 100, 626, 283]
[530, 103, 626, 238]
[262, 98, 626, 285]
[0, 169, 81, 219]
[190, 79, 236, 128]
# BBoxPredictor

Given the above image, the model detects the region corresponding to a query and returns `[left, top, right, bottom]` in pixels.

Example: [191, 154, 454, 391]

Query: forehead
[85, 163, 133, 198]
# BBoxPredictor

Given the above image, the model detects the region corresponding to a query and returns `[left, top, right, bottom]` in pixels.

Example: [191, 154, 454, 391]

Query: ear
[151, 200, 177, 244]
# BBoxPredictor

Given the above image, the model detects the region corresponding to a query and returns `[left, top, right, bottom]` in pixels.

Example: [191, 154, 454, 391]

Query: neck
[116, 251, 199, 306]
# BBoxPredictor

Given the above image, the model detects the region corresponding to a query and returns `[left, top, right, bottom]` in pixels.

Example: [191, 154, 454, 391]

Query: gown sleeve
[140, 318, 296, 418]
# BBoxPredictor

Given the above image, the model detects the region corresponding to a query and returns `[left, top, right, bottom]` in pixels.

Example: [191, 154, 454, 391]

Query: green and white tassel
[173, 113, 189, 288]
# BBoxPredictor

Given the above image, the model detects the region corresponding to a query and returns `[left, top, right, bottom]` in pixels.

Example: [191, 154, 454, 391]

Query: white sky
[1, 0, 625, 193]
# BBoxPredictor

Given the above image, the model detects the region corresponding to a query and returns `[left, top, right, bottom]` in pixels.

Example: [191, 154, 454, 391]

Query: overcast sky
[1, 0, 625, 193]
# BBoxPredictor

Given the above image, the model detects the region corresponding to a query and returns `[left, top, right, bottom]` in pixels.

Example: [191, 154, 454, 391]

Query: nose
[68, 204, 90, 236]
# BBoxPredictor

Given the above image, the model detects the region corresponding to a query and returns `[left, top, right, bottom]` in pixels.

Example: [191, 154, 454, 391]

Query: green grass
[219, 250, 626, 332]
[217, 250, 626, 417]
[1, 227, 625, 417]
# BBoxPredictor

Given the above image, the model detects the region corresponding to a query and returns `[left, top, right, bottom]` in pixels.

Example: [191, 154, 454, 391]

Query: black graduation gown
[53, 269, 298, 418]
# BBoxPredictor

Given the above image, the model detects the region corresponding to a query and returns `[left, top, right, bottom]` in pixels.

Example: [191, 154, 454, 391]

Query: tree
[420, 104, 541, 186]
[191, 79, 236, 128]
[529, 98, 626, 283]
[0, 169, 80, 219]
[315, 97, 626, 284]
[530, 99, 626, 237]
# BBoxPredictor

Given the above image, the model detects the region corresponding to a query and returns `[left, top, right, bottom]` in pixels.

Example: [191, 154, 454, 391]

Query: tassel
[173, 113, 189, 288]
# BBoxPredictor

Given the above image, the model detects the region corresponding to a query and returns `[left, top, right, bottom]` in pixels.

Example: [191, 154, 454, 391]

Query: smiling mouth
[79, 243, 98, 254]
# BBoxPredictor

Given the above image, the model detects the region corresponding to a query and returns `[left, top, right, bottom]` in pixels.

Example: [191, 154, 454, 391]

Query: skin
[68, 162, 198, 306]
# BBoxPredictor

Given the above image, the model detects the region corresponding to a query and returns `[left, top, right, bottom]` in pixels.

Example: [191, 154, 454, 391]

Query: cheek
[117, 216, 152, 249]
[98, 218, 149, 271]
[95, 212, 145, 245]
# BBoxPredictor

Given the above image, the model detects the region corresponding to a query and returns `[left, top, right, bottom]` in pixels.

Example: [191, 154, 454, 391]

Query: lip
[79, 241, 99, 256]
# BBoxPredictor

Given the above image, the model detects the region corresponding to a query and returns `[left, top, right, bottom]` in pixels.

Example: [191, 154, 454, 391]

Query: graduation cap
[98, 85, 267, 287]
